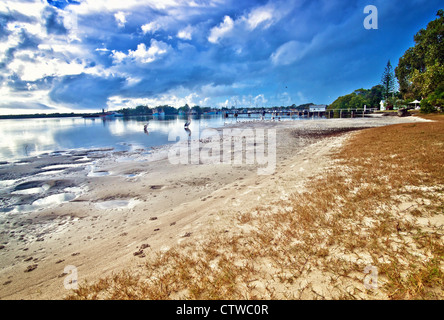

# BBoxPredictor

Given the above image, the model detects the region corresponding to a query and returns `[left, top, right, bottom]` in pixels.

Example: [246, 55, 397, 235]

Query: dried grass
[66, 114, 444, 300]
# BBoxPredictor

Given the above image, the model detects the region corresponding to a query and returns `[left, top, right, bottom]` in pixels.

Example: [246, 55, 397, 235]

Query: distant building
[309, 104, 327, 112]
[153, 108, 165, 116]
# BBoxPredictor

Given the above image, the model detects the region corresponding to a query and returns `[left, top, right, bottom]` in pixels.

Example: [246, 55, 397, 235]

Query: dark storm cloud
[49, 73, 127, 109]
[43, 5, 68, 35]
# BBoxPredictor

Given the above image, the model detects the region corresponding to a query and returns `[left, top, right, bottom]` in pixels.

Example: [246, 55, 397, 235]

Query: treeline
[0, 112, 91, 120]
[329, 9, 443, 113]
[117, 103, 316, 116]
[328, 85, 385, 110]
[118, 104, 220, 116]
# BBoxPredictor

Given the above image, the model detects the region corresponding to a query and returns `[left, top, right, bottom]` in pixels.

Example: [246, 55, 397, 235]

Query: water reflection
[0, 113, 318, 161]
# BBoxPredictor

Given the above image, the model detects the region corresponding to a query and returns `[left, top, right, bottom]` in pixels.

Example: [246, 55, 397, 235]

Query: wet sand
[0, 115, 430, 299]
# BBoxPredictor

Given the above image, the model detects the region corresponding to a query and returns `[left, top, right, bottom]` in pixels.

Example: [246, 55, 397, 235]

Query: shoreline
[0, 115, 431, 299]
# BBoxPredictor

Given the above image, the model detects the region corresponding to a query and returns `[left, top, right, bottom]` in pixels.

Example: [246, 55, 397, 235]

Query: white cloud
[8, 55, 86, 81]
[141, 21, 161, 34]
[73, 0, 179, 14]
[72, 0, 219, 16]
[271, 40, 309, 66]
[245, 5, 274, 30]
[207, 3, 289, 44]
[107, 90, 199, 110]
[110, 50, 127, 63]
[0, 84, 60, 115]
[114, 11, 127, 28]
[0, 0, 44, 19]
[111, 39, 170, 64]
[208, 15, 234, 44]
[177, 25, 193, 40]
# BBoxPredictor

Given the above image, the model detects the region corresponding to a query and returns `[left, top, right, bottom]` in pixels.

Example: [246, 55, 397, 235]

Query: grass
[66, 114, 444, 300]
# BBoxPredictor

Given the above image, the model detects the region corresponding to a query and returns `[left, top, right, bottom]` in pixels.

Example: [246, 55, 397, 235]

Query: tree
[381, 60, 396, 100]
[328, 85, 383, 110]
[368, 84, 384, 106]
[395, 9, 444, 109]
[191, 105, 202, 114]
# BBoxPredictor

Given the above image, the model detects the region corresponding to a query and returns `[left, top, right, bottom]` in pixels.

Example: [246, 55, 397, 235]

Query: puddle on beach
[0, 179, 17, 188]
[36, 169, 65, 176]
[41, 163, 87, 170]
[86, 164, 110, 177]
[1, 181, 87, 214]
[95, 199, 139, 210]
[10, 192, 77, 213]
[11, 184, 50, 195]
[33, 192, 76, 206]
[87, 170, 110, 177]
[74, 156, 91, 162]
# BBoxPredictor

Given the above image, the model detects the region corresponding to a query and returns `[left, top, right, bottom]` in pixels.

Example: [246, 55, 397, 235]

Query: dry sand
[0, 115, 430, 299]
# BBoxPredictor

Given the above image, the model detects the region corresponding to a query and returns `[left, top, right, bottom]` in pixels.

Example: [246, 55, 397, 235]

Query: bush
[420, 99, 437, 114]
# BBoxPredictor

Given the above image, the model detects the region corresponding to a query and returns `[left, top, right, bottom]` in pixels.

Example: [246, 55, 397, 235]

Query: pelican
[184, 117, 191, 128]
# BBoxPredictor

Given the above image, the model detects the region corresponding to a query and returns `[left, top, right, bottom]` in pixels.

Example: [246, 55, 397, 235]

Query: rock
[133, 249, 145, 258]
[397, 108, 409, 117]
[24, 264, 38, 273]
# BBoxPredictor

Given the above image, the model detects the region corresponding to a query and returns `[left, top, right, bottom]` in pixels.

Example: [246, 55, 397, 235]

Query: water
[0, 113, 320, 162]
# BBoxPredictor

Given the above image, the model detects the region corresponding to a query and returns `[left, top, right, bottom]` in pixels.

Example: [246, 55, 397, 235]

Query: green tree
[395, 9, 444, 110]
[191, 105, 202, 114]
[368, 84, 384, 106]
[328, 85, 384, 110]
[381, 60, 396, 100]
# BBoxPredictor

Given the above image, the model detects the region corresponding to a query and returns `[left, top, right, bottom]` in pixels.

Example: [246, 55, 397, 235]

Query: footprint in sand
[149, 185, 164, 190]
[24, 264, 38, 273]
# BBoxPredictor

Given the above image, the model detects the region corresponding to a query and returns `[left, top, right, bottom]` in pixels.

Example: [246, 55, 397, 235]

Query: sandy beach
[0, 115, 431, 300]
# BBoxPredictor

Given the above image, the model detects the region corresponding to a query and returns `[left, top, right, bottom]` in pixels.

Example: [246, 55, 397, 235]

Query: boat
[100, 111, 123, 119]
[153, 108, 165, 116]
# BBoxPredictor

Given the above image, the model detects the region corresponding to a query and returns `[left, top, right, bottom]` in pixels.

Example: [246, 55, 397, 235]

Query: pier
[221, 108, 379, 119]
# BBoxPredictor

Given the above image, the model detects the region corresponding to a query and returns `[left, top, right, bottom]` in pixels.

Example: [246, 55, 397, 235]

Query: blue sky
[0, 0, 442, 114]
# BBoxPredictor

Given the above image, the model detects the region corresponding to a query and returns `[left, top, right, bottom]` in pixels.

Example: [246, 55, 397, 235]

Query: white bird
[184, 117, 191, 128]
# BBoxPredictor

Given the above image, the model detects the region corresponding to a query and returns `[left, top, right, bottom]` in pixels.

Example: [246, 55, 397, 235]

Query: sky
[0, 0, 442, 115]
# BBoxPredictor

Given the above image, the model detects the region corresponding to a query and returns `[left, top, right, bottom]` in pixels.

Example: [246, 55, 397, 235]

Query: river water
[0, 113, 322, 162]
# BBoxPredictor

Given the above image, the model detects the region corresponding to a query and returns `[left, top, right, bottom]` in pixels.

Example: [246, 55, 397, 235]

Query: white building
[309, 104, 327, 112]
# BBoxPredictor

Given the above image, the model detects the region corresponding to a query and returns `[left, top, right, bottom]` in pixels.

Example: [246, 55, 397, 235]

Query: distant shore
[0, 115, 431, 299]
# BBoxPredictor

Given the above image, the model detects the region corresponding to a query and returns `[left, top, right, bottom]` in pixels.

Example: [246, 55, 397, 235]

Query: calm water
[0, 113, 320, 162]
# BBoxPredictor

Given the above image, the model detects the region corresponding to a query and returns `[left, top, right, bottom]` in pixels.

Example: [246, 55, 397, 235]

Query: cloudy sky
[0, 0, 442, 114]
